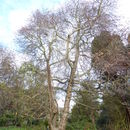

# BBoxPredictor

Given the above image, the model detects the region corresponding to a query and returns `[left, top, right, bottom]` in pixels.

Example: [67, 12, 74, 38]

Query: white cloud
[9, 9, 31, 33]
[0, 16, 14, 48]
[0, 0, 66, 50]
[117, 0, 130, 27]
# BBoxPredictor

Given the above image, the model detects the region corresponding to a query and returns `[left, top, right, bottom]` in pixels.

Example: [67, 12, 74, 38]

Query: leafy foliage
[67, 81, 99, 130]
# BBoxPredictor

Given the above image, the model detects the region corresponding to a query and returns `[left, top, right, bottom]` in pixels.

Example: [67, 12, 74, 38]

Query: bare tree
[17, 0, 113, 129]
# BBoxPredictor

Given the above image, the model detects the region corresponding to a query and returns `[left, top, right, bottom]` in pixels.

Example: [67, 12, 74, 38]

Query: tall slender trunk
[58, 28, 80, 130]
[58, 66, 77, 130]
[46, 60, 58, 130]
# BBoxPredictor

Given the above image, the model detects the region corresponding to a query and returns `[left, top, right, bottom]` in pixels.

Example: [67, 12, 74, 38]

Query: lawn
[0, 126, 45, 130]
[0, 127, 26, 130]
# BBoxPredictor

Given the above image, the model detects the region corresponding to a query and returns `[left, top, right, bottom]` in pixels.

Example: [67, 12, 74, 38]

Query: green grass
[0, 126, 45, 130]
[0, 127, 26, 130]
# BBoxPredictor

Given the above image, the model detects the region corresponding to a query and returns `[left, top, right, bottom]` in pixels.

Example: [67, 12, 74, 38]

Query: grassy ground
[0, 126, 45, 130]
[0, 127, 26, 130]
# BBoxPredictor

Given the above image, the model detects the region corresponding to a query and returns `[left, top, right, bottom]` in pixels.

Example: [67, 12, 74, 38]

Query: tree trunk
[58, 69, 75, 130]
[58, 29, 80, 130]
[46, 60, 58, 130]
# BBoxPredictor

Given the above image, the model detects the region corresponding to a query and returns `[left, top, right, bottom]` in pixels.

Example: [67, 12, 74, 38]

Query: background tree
[97, 92, 129, 130]
[18, 62, 49, 121]
[91, 31, 130, 129]
[0, 49, 49, 127]
[0, 48, 16, 86]
[67, 80, 99, 130]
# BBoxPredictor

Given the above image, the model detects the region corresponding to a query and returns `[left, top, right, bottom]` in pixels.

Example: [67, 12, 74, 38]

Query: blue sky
[0, 0, 65, 50]
[0, 0, 130, 50]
